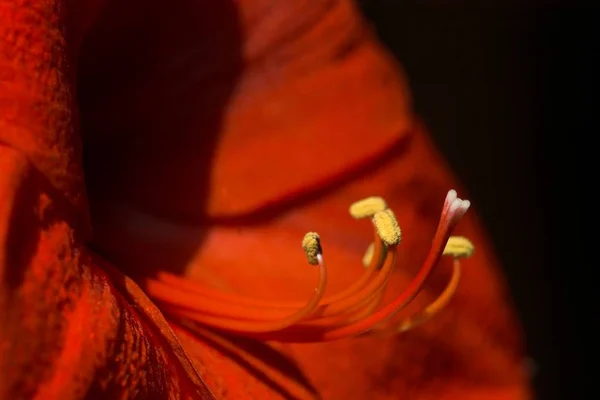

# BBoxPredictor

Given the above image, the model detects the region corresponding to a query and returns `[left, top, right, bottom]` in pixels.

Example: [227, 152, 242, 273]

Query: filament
[143, 190, 473, 343]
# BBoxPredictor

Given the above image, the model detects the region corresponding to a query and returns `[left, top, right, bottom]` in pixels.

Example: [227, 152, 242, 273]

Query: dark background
[359, 2, 590, 400]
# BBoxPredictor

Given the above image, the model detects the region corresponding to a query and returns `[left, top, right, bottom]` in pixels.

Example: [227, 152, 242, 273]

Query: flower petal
[0, 147, 214, 398]
[158, 122, 533, 399]
[50, 0, 532, 397]
[0, 0, 90, 231]
[77, 0, 413, 222]
[0, 1, 214, 396]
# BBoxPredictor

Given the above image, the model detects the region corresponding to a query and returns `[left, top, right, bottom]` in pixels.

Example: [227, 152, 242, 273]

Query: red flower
[0, 0, 532, 398]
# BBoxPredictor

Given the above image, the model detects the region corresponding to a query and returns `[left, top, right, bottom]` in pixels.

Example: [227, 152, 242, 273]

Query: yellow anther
[373, 209, 401, 246]
[349, 196, 387, 219]
[362, 242, 375, 267]
[302, 232, 322, 265]
[443, 236, 475, 258]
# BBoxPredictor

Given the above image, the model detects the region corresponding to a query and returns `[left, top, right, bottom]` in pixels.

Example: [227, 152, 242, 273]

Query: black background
[359, 2, 590, 399]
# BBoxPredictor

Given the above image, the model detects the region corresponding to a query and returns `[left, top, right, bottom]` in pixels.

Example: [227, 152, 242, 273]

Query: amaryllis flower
[1, 0, 532, 399]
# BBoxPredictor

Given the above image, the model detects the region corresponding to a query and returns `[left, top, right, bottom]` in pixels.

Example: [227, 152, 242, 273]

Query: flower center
[142, 189, 474, 343]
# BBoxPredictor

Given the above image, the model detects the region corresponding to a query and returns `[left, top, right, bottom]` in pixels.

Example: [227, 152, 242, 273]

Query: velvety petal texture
[1, 0, 532, 399]
[0, 1, 213, 398]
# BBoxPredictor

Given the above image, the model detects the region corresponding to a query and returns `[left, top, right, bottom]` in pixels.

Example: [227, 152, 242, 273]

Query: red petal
[0, 0, 90, 232]
[77, 0, 413, 221]
[140, 122, 533, 399]
[78, 1, 533, 398]
[0, 147, 214, 398]
[0, 1, 214, 397]
[2, 0, 532, 397]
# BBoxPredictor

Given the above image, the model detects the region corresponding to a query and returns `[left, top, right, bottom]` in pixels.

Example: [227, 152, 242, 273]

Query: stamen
[348, 196, 387, 219]
[443, 236, 474, 258]
[312, 225, 386, 309]
[373, 209, 402, 246]
[251, 190, 471, 342]
[362, 242, 375, 267]
[392, 236, 475, 332]
[395, 258, 462, 332]
[362, 242, 387, 271]
[152, 218, 392, 331]
[302, 232, 322, 265]
[143, 189, 472, 344]
[300, 211, 400, 321]
[148, 224, 387, 316]
[306, 247, 396, 322]
[160, 239, 328, 333]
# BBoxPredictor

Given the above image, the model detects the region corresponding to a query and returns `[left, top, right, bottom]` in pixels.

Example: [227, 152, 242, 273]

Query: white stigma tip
[446, 190, 457, 204]
[454, 200, 471, 220]
[448, 198, 462, 214]
[459, 200, 471, 212]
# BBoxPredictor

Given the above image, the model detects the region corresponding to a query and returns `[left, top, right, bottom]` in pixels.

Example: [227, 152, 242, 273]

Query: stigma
[143, 189, 474, 343]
